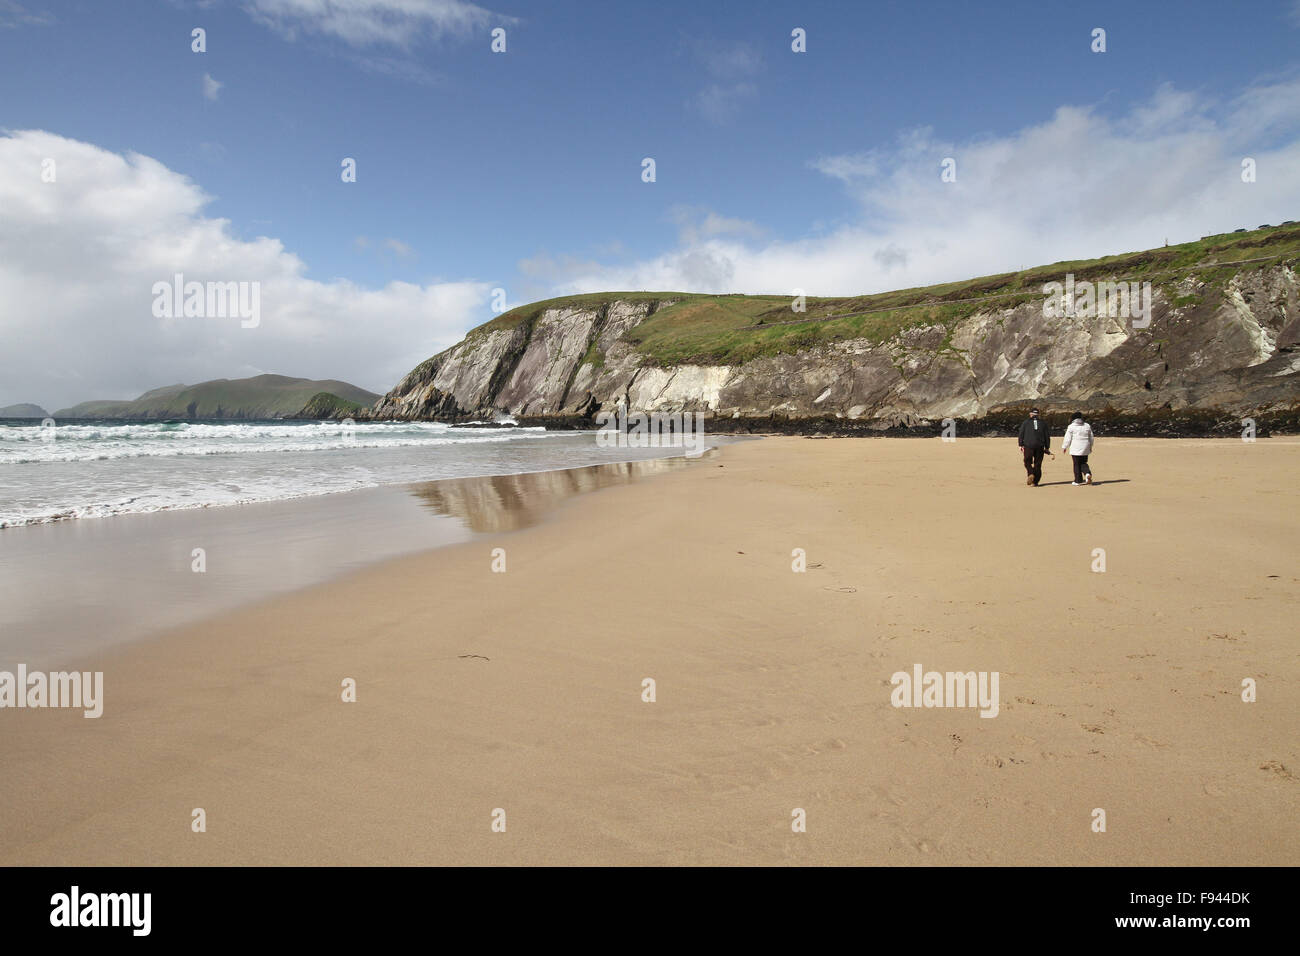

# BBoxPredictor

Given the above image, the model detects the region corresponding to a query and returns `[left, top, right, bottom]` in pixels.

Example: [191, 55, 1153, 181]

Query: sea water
[0, 418, 718, 528]
[0, 418, 736, 664]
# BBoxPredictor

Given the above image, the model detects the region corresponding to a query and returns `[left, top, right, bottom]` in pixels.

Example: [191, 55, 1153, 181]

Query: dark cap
[1030, 407, 1039, 414]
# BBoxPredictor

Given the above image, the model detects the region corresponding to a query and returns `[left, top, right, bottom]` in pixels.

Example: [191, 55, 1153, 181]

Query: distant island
[53, 374, 379, 421]
[0, 403, 49, 419]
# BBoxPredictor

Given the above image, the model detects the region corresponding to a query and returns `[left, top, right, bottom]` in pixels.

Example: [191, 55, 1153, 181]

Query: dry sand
[1, 436, 1295, 865]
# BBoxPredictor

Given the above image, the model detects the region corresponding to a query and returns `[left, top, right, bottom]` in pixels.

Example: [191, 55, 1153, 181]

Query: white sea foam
[0, 421, 549, 464]
[0, 420, 711, 528]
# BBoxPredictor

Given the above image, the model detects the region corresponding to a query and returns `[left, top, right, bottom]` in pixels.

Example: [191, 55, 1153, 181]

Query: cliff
[362, 225, 1300, 433]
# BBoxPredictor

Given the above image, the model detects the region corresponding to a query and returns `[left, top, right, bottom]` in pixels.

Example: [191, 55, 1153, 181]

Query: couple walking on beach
[1018, 408, 1094, 486]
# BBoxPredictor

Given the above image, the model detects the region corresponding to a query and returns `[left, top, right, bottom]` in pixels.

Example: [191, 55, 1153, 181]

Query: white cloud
[692, 82, 757, 124]
[0, 0, 53, 28]
[202, 73, 222, 100]
[669, 205, 765, 244]
[809, 152, 881, 183]
[244, 0, 504, 48]
[345, 50, 441, 85]
[688, 39, 760, 124]
[383, 238, 414, 257]
[703, 42, 761, 79]
[532, 77, 1300, 298]
[0, 131, 490, 409]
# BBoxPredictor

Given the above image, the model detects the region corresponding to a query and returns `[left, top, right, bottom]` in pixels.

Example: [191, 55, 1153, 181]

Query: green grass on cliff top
[466, 223, 1300, 367]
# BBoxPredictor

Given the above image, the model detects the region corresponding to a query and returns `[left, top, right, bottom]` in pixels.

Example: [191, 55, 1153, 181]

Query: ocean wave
[0, 420, 547, 440]
[0, 479, 384, 528]
[0, 424, 561, 464]
[0, 426, 704, 529]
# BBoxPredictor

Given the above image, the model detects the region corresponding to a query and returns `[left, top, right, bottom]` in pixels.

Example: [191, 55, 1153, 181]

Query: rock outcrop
[291, 391, 366, 419]
[362, 228, 1300, 434]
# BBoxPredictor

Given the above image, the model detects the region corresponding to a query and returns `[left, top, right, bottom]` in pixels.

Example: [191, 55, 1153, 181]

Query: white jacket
[1061, 420, 1094, 455]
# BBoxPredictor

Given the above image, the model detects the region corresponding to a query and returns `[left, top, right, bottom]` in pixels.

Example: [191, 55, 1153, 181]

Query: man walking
[1017, 407, 1051, 486]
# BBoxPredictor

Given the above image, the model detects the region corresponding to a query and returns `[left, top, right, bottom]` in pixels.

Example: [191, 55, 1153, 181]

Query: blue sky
[3, 0, 1300, 407]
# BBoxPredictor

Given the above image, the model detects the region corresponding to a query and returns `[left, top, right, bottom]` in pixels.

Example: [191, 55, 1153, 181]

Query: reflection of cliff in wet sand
[407, 456, 692, 533]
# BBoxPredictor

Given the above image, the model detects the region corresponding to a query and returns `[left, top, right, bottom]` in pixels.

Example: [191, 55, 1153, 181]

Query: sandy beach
[0, 436, 1295, 866]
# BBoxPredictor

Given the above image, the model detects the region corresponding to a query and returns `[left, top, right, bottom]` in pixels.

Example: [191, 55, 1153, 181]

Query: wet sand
[0, 437, 1295, 865]
[0, 456, 692, 667]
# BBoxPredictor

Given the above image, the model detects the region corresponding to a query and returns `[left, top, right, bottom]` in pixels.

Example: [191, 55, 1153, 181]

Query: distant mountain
[54, 375, 380, 420]
[0, 403, 49, 418]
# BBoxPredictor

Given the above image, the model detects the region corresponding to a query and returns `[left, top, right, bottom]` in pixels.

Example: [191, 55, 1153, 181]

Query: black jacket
[1018, 417, 1050, 449]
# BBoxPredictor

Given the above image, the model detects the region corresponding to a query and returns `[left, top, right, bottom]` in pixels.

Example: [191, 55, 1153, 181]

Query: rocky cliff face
[364, 257, 1300, 432]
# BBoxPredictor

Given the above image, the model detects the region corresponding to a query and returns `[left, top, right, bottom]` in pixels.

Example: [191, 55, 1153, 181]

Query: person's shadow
[1036, 479, 1131, 486]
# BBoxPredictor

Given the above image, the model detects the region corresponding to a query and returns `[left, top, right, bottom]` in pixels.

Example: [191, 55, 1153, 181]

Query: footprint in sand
[1259, 760, 1294, 780]
[799, 737, 847, 755]
[1081, 724, 1105, 734]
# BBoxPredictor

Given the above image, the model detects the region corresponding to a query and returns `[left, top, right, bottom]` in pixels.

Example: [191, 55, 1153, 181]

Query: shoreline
[0, 420, 732, 531]
[0, 451, 716, 669]
[1, 436, 1295, 865]
[510, 411, 1300, 439]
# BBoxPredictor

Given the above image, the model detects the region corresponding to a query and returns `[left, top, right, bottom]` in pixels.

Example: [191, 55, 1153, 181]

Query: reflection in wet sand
[0, 451, 722, 668]
[406, 454, 699, 533]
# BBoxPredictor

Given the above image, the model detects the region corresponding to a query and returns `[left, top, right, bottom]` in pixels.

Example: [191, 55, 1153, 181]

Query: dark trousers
[1072, 454, 1091, 483]
[1022, 447, 1045, 484]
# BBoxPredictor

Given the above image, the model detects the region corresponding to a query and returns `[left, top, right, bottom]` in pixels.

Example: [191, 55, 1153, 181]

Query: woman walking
[1061, 412, 1094, 485]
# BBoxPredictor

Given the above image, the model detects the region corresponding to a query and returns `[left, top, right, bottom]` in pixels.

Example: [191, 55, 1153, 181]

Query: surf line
[0, 665, 103, 718]
[890, 664, 999, 718]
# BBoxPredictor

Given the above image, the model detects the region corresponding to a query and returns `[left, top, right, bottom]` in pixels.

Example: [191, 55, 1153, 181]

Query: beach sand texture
[0, 437, 1295, 865]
